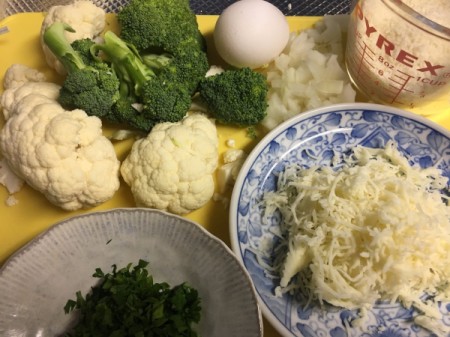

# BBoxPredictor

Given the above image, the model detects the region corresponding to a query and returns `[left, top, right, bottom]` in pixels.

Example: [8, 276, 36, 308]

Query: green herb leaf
[64, 260, 201, 337]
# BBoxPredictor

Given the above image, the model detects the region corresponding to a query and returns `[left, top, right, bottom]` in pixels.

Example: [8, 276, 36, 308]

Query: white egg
[214, 0, 290, 69]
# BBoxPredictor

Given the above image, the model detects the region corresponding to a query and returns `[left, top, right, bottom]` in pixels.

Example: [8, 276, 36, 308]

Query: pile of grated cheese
[263, 141, 450, 333]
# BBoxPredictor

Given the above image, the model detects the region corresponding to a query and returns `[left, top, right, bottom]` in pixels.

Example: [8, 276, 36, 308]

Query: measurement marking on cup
[350, 59, 372, 83]
[350, 38, 420, 105]
[387, 70, 414, 104]
[354, 41, 376, 79]
[389, 74, 414, 91]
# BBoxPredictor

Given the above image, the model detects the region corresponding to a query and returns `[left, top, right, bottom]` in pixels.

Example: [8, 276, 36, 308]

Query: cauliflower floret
[0, 158, 24, 194]
[0, 81, 120, 211]
[40, 1, 106, 75]
[3, 64, 47, 90]
[1, 79, 60, 120]
[0, 65, 48, 202]
[121, 113, 219, 215]
[0, 64, 56, 120]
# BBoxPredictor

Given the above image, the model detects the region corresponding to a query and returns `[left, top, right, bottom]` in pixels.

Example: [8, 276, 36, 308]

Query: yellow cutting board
[0, 13, 449, 337]
[0, 13, 323, 265]
[0, 14, 320, 337]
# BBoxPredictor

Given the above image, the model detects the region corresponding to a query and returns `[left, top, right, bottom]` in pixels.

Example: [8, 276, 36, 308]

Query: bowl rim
[0, 207, 237, 271]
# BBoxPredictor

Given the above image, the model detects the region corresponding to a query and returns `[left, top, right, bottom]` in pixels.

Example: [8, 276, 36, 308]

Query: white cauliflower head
[40, 1, 106, 75]
[0, 80, 120, 211]
[121, 113, 219, 215]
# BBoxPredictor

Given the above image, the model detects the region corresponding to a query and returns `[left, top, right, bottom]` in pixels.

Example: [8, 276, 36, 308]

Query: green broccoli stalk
[141, 53, 173, 70]
[198, 68, 269, 126]
[43, 22, 120, 118]
[92, 31, 155, 97]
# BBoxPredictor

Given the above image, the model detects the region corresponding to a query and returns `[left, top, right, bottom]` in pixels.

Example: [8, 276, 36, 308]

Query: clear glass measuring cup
[345, 0, 450, 112]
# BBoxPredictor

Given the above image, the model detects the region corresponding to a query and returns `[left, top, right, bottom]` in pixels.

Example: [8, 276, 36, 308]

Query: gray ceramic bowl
[0, 208, 263, 337]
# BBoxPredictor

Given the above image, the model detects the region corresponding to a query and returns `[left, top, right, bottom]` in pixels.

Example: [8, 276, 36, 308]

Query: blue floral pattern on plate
[230, 103, 450, 337]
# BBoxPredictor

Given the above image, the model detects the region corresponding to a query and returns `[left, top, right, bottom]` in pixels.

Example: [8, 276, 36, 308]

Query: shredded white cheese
[263, 141, 450, 332]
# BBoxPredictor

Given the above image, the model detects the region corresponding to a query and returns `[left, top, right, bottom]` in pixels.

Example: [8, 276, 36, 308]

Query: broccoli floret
[165, 45, 210, 95]
[44, 6, 210, 133]
[43, 23, 120, 118]
[116, 0, 209, 96]
[140, 79, 191, 123]
[93, 31, 199, 126]
[109, 97, 156, 131]
[198, 68, 269, 126]
[70, 38, 97, 66]
[117, 0, 206, 54]
[58, 67, 120, 118]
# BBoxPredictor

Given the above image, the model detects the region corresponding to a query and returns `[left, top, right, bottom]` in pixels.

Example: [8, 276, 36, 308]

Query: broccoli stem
[141, 53, 173, 70]
[43, 22, 87, 73]
[93, 31, 158, 97]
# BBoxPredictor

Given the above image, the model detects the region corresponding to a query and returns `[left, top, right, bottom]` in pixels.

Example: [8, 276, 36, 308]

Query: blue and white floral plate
[229, 103, 450, 337]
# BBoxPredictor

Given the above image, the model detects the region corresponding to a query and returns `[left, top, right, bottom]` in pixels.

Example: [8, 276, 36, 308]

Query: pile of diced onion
[262, 15, 356, 130]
